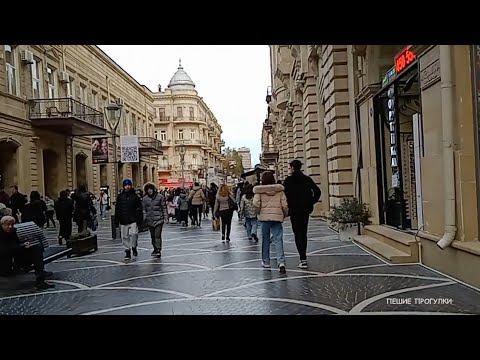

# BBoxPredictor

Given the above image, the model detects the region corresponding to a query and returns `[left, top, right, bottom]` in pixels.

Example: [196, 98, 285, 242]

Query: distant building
[237, 147, 252, 169]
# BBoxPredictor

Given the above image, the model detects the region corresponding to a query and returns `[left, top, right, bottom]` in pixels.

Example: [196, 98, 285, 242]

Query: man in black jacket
[9, 186, 26, 223]
[283, 160, 321, 269]
[114, 179, 143, 260]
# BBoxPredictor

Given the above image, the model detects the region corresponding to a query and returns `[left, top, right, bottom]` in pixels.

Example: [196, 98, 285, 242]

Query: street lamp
[203, 156, 209, 187]
[104, 101, 123, 195]
[177, 143, 186, 189]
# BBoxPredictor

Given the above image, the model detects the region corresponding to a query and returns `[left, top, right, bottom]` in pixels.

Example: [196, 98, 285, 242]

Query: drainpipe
[437, 45, 458, 250]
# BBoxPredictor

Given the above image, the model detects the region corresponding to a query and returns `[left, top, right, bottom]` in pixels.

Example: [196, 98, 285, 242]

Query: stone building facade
[263, 45, 480, 288]
[152, 61, 225, 188]
[0, 45, 159, 200]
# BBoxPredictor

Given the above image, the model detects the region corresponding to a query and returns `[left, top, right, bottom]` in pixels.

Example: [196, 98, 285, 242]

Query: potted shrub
[329, 198, 372, 241]
[66, 229, 98, 257]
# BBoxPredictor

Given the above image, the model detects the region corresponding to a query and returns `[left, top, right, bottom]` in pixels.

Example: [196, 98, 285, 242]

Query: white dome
[168, 59, 195, 89]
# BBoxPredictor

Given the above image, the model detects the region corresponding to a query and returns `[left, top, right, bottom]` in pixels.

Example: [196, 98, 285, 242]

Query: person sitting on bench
[0, 215, 54, 290]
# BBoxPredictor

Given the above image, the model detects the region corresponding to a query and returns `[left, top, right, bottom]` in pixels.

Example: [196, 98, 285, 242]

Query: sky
[98, 45, 271, 167]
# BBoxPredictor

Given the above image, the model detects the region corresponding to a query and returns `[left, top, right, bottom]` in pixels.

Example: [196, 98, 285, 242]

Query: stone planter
[338, 223, 359, 241]
[67, 234, 98, 257]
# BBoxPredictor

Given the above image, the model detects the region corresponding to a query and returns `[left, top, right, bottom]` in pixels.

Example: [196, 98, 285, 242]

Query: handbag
[212, 218, 220, 231]
[228, 196, 238, 211]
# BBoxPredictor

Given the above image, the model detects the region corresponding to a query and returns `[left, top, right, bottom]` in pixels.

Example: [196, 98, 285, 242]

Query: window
[178, 129, 184, 140]
[92, 90, 98, 110]
[31, 58, 42, 99]
[99, 97, 105, 114]
[177, 106, 183, 117]
[192, 154, 197, 166]
[142, 120, 145, 136]
[47, 66, 56, 99]
[160, 131, 167, 141]
[190, 129, 195, 140]
[159, 108, 165, 121]
[123, 113, 128, 135]
[131, 113, 136, 135]
[5, 45, 17, 95]
[189, 107, 194, 120]
[154, 131, 158, 139]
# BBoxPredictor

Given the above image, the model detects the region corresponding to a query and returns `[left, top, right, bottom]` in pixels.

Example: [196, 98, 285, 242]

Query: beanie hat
[123, 178, 133, 187]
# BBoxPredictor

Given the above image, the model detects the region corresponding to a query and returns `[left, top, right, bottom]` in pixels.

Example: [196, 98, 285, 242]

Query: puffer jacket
[240, 194, 257, 219]
[188, 186, 207, 206]
[253, 184, 288, 223]
[115, 188, 143, 225]
[142, 184, 168, 227]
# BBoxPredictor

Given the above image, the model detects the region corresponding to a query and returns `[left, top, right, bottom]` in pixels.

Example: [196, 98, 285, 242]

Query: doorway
[0, 139, 19, 190]
[131, 163, 139, 187]
[43, 149, 60, 198]
[374, 64, 423, 230]
[143, 164, 148, 184]
[100, 164, 108, 187]
[75, 153, 88, 189]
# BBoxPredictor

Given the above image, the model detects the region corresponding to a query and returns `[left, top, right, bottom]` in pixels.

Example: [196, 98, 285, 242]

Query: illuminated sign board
[395, 46, 416, 75]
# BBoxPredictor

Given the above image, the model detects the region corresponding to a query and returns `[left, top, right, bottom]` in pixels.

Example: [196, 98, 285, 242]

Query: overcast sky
[98, 45, 271, 166]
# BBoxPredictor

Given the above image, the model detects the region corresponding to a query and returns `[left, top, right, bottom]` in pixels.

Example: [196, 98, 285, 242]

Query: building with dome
[153, 60, 226, 188]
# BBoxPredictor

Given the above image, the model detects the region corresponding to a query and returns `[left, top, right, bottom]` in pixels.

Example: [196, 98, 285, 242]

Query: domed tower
[168, 59, 196, 91]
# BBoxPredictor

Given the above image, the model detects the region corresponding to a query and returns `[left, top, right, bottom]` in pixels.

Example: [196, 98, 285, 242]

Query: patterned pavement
[1, 214, 479, 315]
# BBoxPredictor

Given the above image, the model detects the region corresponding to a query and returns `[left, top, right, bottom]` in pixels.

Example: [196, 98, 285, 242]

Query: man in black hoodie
[283, 160, 321, 269]
[114, 179, 143, 260]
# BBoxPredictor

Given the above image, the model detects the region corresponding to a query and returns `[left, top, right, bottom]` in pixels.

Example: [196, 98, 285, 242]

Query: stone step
[354, 235, 416, 264]
[364, 225, 419, 261]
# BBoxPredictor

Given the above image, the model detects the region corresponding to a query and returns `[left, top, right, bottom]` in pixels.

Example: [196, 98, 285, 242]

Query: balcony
[174, 139, 204, 147]
[138, 136, 163, 156]
[173, 116, 207, 124]
[158, 164, 172, 172]
[158, 116, 171, 122]
[29, 98, 106, 136]
[273, 85, 288, 110]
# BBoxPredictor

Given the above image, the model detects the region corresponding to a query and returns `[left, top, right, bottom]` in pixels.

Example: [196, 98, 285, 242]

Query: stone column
[292, 93, 305, 162]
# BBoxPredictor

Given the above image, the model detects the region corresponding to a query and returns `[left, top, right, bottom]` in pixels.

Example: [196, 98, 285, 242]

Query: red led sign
[395, 47, 416, 75]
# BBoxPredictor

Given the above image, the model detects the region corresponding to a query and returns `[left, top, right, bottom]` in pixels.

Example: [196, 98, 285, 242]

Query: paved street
[1, 216, 479, 315]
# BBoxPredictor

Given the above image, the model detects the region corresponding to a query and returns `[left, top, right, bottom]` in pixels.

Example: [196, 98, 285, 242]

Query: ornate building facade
[153, 61, 225, 188]
[0, 45, 159, 199]
[262, 45, 480, 288]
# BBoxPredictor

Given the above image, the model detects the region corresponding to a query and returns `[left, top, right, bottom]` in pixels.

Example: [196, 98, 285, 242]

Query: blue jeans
[261, 221, 285, 265]
[245, 217, 257, 238]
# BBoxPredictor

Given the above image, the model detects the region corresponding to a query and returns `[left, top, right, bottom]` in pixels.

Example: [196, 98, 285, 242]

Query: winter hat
[123, 178, 133, 187]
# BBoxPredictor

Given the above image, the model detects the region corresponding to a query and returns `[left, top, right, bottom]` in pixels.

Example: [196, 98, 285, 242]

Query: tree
[222, 147, 244, 178]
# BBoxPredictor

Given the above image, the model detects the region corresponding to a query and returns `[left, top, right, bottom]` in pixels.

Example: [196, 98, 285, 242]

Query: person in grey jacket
[142, 183, 168, 257]
[214, 184, 237, 242]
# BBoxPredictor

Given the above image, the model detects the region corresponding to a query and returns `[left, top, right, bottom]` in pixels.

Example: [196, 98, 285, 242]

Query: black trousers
[291, 214, 309, 261]
[14, 246, 45, 281]
[191, 204, 203, 225]
[219, 209, 234, 238]
[58, 218, 72, 240]
[45, 210, 55, 227]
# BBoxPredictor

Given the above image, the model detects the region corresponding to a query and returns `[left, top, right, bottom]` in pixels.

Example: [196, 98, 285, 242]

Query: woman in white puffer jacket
[253, 171, 288, 273]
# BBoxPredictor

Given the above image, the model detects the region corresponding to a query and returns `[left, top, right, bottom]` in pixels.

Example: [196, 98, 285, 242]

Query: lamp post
[177, 142, 186, 189]
[203, 156, 209, 187]
[104, 101, 123, 195]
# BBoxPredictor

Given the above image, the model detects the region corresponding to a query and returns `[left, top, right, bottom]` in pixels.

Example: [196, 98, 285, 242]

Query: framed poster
[91, 137, 109, 164]
[120, 135, 139, 163]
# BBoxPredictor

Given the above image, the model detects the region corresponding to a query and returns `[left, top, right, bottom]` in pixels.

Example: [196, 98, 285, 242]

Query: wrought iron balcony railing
[138, 136, 163, 155]
[29, 98, 105, 128]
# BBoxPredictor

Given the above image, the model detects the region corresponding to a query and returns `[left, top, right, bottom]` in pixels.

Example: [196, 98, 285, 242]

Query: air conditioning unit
[21, 50, 34, 64]
[116, 97, 124, 106]
[59, 71, 70, 83]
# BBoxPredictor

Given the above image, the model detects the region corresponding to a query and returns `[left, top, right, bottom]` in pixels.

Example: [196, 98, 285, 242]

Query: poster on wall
[120, 135, 139, 163]
[91, 137, 109, 164]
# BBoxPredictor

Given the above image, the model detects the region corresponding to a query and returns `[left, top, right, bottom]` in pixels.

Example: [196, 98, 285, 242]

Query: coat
[240, 194, 257, 219]
[283, 171, 321, 216]
[114, 189, 143, 225]
[142, 185, 168, 227]
[253, 184, 288, 223]
[188, 186, 207, 206]
[214, 193, 236, 214]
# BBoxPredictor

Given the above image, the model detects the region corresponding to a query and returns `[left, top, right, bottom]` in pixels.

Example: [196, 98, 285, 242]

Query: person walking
[22, 191, 47, 229]
[208, 183, 218, 220]
[240, 183, 258, 242]
[54, 190, 74, 245]
[176, 191, 190, 226]
[214, 184, 236, 242]
[253, 171, 289, 273]
[44, 195, 56, 228]
[188, 182, 207, 227]
[142, 183, 168, 258]
[283, 159, 321, 269]
[71, 186, 96, 233]
[98, 189, 108, 220]
[9, 185, 26, 223]
[114, 179, 143, 261]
